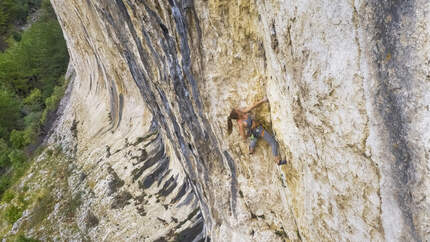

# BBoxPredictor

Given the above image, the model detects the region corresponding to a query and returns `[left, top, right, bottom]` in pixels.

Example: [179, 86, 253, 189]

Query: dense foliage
[0, 0, 42, 50]
[0, 0, 68, 200]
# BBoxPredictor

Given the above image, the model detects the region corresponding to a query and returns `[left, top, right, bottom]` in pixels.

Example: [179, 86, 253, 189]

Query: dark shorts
[249, 126, 279, 156]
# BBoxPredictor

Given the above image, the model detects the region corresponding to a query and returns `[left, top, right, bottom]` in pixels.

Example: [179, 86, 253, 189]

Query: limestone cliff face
[40, 0, 429, 241]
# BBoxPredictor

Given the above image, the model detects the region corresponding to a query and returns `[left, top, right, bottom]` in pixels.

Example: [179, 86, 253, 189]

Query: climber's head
[227, 109, 241, 135]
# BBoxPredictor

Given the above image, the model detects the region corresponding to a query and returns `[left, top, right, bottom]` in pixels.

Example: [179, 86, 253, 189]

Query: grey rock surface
[18, 0, 428, 241]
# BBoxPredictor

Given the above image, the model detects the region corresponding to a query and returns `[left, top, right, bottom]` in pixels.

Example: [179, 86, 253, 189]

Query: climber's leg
[249, 135, 258, 154]
[261, 128, 286, 165]
[261, 129, 278, 156]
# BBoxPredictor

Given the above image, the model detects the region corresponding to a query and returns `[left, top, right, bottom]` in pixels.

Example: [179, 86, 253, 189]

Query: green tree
[40, 0, 55, 20]
[1, 189, 15, 203]
[0, 5, 9, 34]
[0, 0, 29, 27]
[4, 205, 23, 224]
[10, 130, 27, 149]
[0, 90, 21, 138]
[8, 149, 26, 168]
[0, 19, 68, 96]
[23, 88, 42, 113]
[23, 88, 42, 106]
[0, 138, 10, 167]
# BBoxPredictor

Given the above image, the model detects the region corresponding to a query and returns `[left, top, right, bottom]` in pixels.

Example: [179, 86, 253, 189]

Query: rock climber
[227, 97, 287, 166]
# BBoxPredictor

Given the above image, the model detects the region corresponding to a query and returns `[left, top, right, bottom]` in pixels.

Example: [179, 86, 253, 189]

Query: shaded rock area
[6, 0, 428, 241]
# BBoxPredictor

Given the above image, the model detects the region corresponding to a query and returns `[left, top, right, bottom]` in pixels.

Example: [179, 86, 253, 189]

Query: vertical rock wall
[364, 1, 430, 240]
[47, 0, 430, 241]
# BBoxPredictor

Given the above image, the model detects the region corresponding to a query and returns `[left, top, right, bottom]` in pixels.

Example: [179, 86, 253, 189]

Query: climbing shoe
[277, 160, 287, 166]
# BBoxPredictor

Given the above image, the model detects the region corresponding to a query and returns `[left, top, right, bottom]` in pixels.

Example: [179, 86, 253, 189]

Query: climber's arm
[241, 97, 268, 113]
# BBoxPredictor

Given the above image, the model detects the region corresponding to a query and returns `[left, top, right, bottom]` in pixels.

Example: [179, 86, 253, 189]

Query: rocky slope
[6, 0, 430, 241]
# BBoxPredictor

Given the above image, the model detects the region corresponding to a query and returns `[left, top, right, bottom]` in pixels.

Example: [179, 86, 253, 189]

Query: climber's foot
[277, 160, 287, 166]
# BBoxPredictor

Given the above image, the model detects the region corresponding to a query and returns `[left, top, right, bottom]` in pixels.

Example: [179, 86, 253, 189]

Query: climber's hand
[262, 96, 268, 102]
